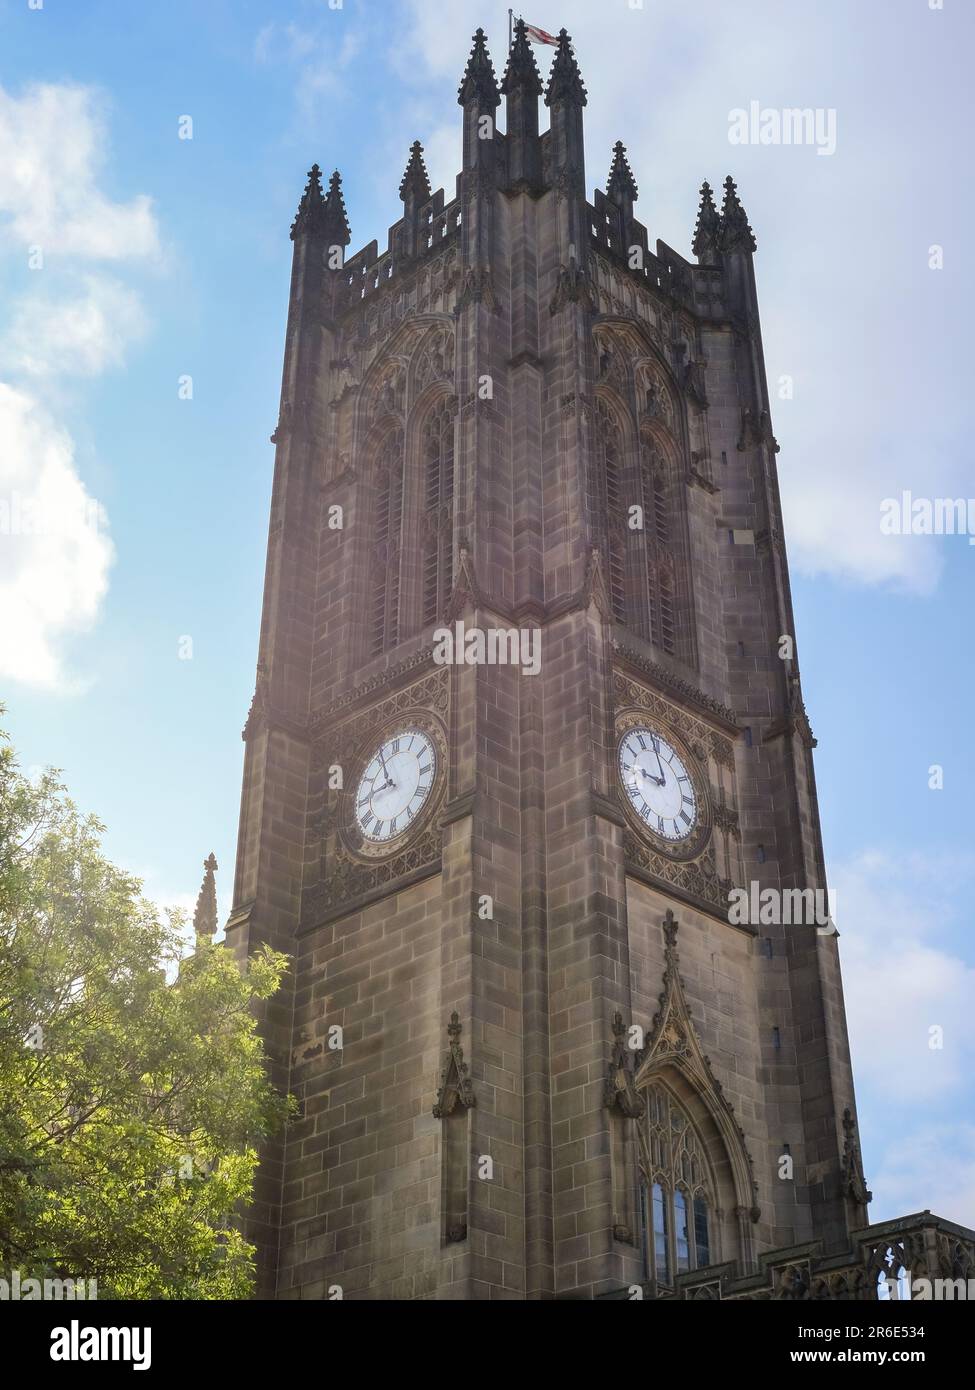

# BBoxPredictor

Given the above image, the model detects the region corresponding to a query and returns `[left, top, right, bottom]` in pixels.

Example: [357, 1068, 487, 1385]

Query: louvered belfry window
[370, 426, 405, 655]
[421, 400, 455, 626]
[592, 397, 627, 624]
[641, 438, 678, 656]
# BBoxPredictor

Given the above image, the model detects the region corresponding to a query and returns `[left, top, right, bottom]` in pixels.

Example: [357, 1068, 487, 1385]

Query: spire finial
[501, 17, 543, 96]
[606, 141, 638, 204]
[193, 852, 219, 939]
[322, 168, 351, 246]
[544, 29, 587, 107]
[458, 27, 500, 107]
[720, 174, 757, 252]
[290, 163, 327, 241]
[692, 180, 721, 259]
[399, 140, 432, 203]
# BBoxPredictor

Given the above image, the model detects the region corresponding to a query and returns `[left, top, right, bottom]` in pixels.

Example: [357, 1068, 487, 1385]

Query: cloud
[252, 19, 361, 118]
[392, 0, 967, 596]
[0, 83, 159, 260]
[0, 79, 160, 690]
[2, 274, 147, 378]
[837, 849, 975, 1102]
[0, 383, 114, 689]
[833, 849, 975, 1223]
[868, 1126, 975, 1231]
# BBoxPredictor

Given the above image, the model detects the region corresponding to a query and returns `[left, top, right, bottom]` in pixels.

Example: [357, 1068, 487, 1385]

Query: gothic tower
[227, 25, 873, 1300]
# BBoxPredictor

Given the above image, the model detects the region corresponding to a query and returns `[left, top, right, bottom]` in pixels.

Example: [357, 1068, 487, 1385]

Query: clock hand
[629, 764, 663, 789]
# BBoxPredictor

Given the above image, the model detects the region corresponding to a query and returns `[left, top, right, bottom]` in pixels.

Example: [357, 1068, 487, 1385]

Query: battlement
[340, 188, 463, 307]
[290, 23, 757, 328]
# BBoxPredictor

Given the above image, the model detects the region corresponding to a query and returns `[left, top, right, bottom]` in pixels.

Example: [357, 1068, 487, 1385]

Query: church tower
[226, 24, 874, 1300]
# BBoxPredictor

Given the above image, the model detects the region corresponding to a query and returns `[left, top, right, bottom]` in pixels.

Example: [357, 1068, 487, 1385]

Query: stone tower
[226, 24, 876, 1301]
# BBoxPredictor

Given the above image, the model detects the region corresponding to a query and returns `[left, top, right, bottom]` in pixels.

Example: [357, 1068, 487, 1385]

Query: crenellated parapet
[287, 26, 761, 341]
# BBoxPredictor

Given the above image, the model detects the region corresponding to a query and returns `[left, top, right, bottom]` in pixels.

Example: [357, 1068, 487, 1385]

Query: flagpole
[508, 8, 513, 50]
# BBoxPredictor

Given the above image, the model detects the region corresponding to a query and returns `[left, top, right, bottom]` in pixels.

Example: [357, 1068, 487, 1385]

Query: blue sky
[1, 0, 972, 1229]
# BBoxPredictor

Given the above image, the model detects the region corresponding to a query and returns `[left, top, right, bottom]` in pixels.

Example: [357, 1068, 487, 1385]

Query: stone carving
[241, 664, 269, 741]
[603, 1011, 643, 1118]
[413, 325, 454, 395]
[433, 1012, 476, 1118]
[682, 357, 709, 409]
[737, 406, 779, 455]
[594, 329, 627, 395]
[624, 832, 728, 911]
[551, 255, 595, 314]
[328, 357, 359, 407]
[841, 1108, 873, 1208]
[456, 266, 499, 312]
[611, 647, 738, 729]
[636, 361, 675, 430]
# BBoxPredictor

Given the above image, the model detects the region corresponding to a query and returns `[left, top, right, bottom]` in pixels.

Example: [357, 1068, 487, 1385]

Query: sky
[0, 0, 972, 1232]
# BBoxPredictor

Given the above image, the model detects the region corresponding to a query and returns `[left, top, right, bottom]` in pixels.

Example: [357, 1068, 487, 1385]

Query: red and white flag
[523, 20, 559, 46]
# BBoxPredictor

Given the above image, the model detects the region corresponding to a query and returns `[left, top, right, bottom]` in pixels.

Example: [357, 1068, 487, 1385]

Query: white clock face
[355, 729, 436, 843]
[619, 727, 698, 842]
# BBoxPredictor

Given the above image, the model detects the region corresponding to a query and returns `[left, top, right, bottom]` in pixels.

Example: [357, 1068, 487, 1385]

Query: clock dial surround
[616, 719, 710, 858]
[354, 728, 437, 844]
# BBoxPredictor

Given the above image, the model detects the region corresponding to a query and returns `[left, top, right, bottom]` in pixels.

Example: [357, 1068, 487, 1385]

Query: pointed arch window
[640, 1084, 714, 1285]
[421, 399, 455, 626]
[370, 426, 404, 655]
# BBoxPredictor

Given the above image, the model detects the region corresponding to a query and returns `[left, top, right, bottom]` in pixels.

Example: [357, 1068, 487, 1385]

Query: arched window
[421, 400, 455, 626]
[370, 426, 404, 656]
[640, 1084, 714, 1285]
[591, 397, 627, 623]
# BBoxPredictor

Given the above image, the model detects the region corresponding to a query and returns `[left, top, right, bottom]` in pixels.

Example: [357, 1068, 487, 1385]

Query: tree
[0, 721, 292, 1298]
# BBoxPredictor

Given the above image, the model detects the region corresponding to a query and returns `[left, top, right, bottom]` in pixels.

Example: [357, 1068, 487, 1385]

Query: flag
[523, 20, 559, 46]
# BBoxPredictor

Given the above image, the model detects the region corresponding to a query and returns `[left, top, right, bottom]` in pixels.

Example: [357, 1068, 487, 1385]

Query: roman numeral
[637, 734, 647, 750]
[680, 810, 691, 825]
[418, 764, 431, 776]
[657, 815, 665, 834]
[682, 794, 694, 806]
[392, 738, 400, 754]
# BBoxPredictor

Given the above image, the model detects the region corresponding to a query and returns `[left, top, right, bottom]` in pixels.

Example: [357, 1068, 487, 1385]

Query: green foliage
[0, 721, 292, 1298]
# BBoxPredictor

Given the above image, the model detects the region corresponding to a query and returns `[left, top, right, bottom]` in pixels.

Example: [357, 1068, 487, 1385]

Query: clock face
[354, 729, 437, 843]
[618, 726, 698, 842]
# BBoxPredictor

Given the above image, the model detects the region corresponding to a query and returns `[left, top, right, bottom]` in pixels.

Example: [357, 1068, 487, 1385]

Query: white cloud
[393, 1, 967, 596]
[827, 849, 975, 1225]
[868, 1126, 975, 1231]
[0, 83, 159, 260]
[0, 79, 160, 690]
[2, 273, 147, 378]
[0, 383, 114, 689]
[837, 850, 975, 1103]
[252, 20, 361, 117]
